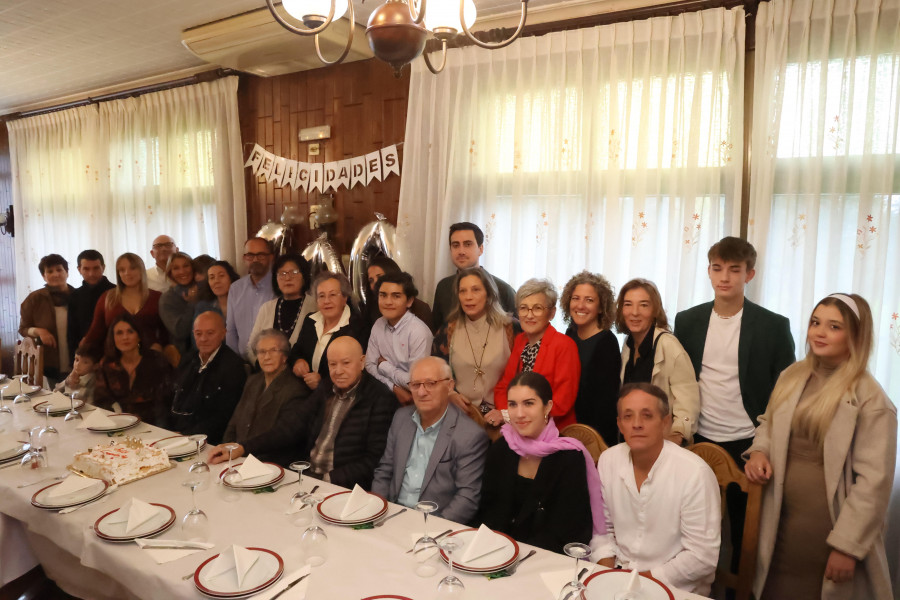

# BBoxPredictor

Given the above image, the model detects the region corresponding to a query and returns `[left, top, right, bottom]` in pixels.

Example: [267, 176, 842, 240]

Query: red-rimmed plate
[217, 461, 285, 490]
[362, 596, 415, 599]
[194, 547, 284, 598]
[93, 503, 176, 542]
[150, 435, 206, 458]
[0, 442, 29, 464]
[439, 528, 519, 573]
[581, 569, 675, 600]
[31, 478, 109, 510]
[1, 383, 41, 398]
[33, 398, 84, 415]
[316, 490, 388, 525]
[85, 412, 141, 433]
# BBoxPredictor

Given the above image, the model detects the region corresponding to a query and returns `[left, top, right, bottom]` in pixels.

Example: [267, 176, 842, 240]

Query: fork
[505, 549, 537, 575]
[373, 507, 407, 527]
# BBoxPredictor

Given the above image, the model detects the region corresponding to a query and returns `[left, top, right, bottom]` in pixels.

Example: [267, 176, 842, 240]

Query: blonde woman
[744, 294, 896, 599]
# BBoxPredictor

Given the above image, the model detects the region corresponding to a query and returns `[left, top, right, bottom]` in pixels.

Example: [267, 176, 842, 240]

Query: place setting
[32, 390, 84, 416]
[31, 474, 109, 510]
[0, 432, 30, 467]
[77, 410, 142, 434]
[315, 484, 388, 527]
[93, 497, 176, 542]
[150, 433, 208, 460]
[193, 544, 286, 599]
[581, 567, 676, 600]
[217, 453, 285, 491]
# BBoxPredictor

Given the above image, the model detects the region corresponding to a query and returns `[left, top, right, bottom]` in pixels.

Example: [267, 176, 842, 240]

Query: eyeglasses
[152, 242, 175, 249]
[408, 378, 450, 392]
[244, 252, 272, 261]
[518, 304, 548, 316]
[277, 269, 301, 279]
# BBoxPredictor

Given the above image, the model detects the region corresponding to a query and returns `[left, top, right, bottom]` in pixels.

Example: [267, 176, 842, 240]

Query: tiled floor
[0, 567, 77, 600]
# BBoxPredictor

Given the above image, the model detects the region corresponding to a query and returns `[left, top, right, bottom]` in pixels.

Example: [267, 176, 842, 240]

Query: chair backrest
[14, 338, 44, 387]
[690, 442, 761, 600]
[161, 345, 181, 370]
[560, 423, 609, 463]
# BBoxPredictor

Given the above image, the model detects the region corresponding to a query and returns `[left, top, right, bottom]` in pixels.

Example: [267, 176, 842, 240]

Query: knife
[269, 573, 310, 600]
[137, 540, 213, 550]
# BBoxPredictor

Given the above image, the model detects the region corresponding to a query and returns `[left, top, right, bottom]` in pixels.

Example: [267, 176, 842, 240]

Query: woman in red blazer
[488, 278, 580, 430]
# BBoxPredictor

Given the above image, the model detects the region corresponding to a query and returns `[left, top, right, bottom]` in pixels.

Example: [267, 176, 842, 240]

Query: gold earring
[544, 413, 549, 423]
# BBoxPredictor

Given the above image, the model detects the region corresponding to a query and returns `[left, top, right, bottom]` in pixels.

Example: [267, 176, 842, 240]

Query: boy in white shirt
[56, 345, 101, 403]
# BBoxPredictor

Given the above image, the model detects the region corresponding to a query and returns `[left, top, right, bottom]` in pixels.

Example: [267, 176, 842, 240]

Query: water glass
[301, 525, 328, 566]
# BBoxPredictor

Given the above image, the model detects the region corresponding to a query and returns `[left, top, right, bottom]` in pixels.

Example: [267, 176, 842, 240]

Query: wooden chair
[690, 442, 762, 600]
[14, 338, 44, 387]
[560, 423, 609, 463]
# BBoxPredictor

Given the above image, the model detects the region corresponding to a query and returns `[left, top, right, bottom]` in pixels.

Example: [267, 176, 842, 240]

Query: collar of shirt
[412, 405, 449, 434]
[384, 310, 414, 333]
[312, 304, 352, 337]
[332, 377, 362, 401]
[198, 345, 221, 373]
[250, 271, 272, 291]
[622, 439, 674, 493]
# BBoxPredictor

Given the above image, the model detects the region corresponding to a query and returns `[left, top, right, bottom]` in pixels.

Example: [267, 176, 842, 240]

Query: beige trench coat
[745, 367, 896, 600]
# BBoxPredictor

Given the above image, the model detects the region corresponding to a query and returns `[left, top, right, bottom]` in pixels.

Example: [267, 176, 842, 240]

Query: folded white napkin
[41, 391, 71, 411]
[203, 545, 259, 588]
[254, 565, 310, 600]
[78, 410, 116, 429]
[460, 524, 506, 563]
[134, 538, 215, 565]
[623, 567, 642, 592]
[539, 565, 598, 596]
[107, 498, 158, 533]
[237, 454, 271, 483]
[156, 436, 193, 454]
[48, 475, 101, 499]
[339, 484, 370, 519]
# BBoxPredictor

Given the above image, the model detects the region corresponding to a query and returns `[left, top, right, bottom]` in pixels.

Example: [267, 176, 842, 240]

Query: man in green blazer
[674, 237, 795, 466]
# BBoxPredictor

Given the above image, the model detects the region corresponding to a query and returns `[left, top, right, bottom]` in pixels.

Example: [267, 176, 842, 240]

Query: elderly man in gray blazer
[372, 356, 489, 525]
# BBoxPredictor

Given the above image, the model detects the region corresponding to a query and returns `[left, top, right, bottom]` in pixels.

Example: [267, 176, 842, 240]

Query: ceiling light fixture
[265, 0, 530, 77]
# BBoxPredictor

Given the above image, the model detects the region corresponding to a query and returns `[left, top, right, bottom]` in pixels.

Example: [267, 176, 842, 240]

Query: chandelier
[265, 0, 530, 77]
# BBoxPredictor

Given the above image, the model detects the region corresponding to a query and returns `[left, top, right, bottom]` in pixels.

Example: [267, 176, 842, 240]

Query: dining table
[0, 393, 714, 600]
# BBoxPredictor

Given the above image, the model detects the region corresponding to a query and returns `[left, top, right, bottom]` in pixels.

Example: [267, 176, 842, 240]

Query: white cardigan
[246, 294, 317, 362]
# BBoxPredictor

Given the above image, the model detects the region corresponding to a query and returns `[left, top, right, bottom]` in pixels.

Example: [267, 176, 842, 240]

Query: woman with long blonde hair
[744, 293, 896, 599]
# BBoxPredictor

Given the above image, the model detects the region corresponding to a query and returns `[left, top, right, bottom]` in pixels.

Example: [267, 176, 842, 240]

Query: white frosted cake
[71, 438, 170, 484]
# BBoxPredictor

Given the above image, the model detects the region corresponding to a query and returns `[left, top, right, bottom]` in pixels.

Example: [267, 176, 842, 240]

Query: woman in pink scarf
[478, 372, 605, 554]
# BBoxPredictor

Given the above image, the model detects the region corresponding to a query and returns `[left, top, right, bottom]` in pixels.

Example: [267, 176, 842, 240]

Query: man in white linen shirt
[365, 271, 433, 406]
[595, 382, 720, 595]
[147, 235, 177, 292]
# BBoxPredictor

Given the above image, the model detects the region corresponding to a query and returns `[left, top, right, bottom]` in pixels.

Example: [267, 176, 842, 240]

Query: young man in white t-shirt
[674, 237, 795, 466]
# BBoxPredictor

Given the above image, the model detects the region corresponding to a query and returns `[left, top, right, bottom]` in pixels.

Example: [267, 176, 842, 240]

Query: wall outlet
[309, 143, 320, 156]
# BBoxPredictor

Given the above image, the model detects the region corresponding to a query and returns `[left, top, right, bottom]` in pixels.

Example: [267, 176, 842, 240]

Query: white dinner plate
[1, 383, 42, 398]
[31, 478, 109, 509]
[316, 490, 388, 525]
[0, 442, 30, 463]
[439, 528, 519, 573]
[85, 413, 141, 433]
[194, 548, 284, 598]
[582, 570, 675, 600]
[217, 461, 284, 489]
[150, 435, 205, 458]
[33, 398, 84, 415]
[94, 503, 176, 542]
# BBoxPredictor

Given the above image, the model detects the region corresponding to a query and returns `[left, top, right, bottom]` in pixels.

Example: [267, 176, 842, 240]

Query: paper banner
[270, 156, 287, 187]
[381, 145, 400, 178]
[244, 144, 265, 175]
[296, 162, 310, 193]
[337, 159, 351, 190]
[260, 152, 276, 181]
[350, 157, 366, 189]
[285, 160, 300, 190]
[309, 163, 324, 193]
[323, 162, 339, 192]
[365, 151, 382, 185]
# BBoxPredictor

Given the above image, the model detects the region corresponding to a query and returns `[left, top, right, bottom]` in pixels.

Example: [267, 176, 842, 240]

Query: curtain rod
[3, 68, 241, 122]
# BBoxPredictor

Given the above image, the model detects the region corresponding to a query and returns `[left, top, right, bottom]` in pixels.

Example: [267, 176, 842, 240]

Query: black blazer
[170, 344, 248, 445]
[478, 438, 593, 554]
[304, 372, 397, 490]
[565, 327, 622, 446]
[674, 298, 795, 425]
[288, 309, 369, 385]
[67, 277, 115, 355]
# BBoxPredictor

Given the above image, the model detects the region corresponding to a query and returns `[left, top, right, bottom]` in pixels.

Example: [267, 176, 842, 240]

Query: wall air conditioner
[181, 6, 373, 77]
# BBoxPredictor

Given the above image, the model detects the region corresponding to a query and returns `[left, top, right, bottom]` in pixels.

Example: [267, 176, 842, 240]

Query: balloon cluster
[349, 213, 398, 306]
[301, 232, 344, 283]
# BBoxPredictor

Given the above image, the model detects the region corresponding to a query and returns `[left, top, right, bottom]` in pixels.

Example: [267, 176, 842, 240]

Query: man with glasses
[372, 357, 489, 524]
[305, 336, 396, 490]
[226, 237, 275, 360]
[170, 311, 247, 444]
[147, 235, 178, 292]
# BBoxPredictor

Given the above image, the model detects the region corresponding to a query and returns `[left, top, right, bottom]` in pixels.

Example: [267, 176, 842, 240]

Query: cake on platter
[70, 437, 173, 485]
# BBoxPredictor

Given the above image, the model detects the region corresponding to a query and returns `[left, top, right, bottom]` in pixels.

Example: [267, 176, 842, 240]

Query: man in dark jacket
[170, 311, 247, 444]
[306, 336, 397, 490]
[67, 249, 115, 357]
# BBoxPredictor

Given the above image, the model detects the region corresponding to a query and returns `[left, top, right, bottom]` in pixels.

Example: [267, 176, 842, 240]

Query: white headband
[828, 294, 860, 320]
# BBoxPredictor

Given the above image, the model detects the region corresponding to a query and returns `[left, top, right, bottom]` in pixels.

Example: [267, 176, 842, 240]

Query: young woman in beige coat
[744, 293, 896, 600]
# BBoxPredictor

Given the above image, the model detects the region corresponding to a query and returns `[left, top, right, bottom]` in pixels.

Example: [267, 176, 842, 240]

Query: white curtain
[748, 0, 900, 584]
[8, 76, 246, 301]
[398, 7, 745, 321]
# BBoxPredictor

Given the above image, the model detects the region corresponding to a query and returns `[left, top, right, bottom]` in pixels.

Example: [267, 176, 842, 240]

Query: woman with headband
[743, 293, 896, 599]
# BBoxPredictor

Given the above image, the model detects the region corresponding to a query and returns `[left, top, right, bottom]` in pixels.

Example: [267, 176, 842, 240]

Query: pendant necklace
[276, 297, 302, 336]
[464, 319, 490, 388]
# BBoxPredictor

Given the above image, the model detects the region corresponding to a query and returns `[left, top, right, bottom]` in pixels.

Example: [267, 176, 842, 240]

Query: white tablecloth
[0, 400, 711, 600]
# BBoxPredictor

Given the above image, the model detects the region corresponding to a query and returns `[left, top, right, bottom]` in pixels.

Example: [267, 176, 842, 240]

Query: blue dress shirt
[397, 407, 448, 508]
[225, 272, 275, 360]
[365, 311, 433, 389]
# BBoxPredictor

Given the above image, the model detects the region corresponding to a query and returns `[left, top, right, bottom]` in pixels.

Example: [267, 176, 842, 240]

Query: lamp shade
[424, 0, 477, 34]
[283, 0, 349, 22]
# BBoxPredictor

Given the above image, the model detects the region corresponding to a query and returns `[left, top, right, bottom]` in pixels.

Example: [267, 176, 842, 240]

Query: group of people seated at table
[18, 224, 896, 599]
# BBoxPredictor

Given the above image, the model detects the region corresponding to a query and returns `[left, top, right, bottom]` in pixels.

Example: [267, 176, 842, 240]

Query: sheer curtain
[748, 0, 900, 584]
[398, 7, 745, 319]
[8, 76, 246, 301]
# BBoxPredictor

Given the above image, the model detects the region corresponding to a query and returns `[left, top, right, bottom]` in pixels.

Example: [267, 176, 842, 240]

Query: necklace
[275, 297, 303, 335]
[463, 319, 490, 382]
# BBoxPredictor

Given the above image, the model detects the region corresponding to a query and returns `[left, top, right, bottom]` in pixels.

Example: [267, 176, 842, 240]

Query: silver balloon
[301, 232, 344, 282]
[349, 212, 399, 306]
[256, 220, 289, 255]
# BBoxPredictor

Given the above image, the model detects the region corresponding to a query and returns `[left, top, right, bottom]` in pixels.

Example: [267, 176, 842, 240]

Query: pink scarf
[501, 419, 607, 535]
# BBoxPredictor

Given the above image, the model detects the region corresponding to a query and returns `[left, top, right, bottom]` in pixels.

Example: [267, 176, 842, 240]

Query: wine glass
[556, 542, 592, 600]
[186, 435, 210, 491]
[219, 443, 242, 503]
[0, 384, 13, 427]
[288, 461, 310, 504]
[436, 537, 465, 598]
[37, 405, 60, 467]
[18, 430, 47, 484]
[300, 525, 328, 566]
[182, 478, 210, 542]
[64, 390, 82, 422]
[412, 500, 439, 577]
[13, 375, 32, 405]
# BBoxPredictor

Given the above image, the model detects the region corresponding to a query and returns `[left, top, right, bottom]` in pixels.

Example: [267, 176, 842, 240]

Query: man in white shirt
[595, 383, 720, 595]
[146, 235, 177, 292]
